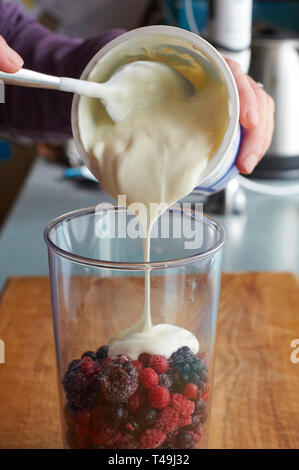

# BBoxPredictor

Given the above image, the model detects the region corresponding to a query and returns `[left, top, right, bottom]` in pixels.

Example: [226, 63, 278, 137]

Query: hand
[226, 58, 275, 174]
[0, 35, 23, 73]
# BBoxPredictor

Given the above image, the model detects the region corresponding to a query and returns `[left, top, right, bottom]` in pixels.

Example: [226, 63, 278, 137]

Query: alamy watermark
[290, 339, 299, 364]
[0, 339, 4, 364]
[95, 195, 204, 250]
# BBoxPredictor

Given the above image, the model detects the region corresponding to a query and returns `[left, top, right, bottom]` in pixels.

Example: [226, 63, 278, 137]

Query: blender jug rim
[44, 205, 226, 271]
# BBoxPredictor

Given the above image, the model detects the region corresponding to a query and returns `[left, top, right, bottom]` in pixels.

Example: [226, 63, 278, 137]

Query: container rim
[44, 205, 226, 271]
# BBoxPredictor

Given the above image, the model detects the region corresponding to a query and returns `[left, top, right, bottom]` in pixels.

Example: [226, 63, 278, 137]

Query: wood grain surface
[0, 273, 298, 449]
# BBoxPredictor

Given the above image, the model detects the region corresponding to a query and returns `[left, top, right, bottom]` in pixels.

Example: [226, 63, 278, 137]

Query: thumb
[0, 35, 23, 73]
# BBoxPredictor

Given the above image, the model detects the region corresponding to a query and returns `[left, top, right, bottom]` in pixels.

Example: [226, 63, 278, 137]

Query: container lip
[44, 205, 226, 271]
[71, 25, 240, 188]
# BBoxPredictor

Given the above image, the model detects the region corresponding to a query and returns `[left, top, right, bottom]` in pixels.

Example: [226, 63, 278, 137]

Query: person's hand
[0, 35, 23, 73]
[226, 58, 275, 174]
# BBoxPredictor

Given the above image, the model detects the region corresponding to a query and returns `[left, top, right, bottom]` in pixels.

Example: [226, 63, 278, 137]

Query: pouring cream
[77, 37, 229, 359]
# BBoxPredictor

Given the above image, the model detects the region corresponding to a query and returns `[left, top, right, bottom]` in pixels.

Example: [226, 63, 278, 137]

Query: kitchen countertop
[1, 273, 298, 449]
[1, 157, 299, 291]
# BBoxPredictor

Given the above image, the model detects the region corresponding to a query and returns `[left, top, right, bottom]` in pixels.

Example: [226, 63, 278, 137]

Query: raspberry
[171, 393, 195, 417]
[178, 415, 192, 427]
[149, 355, 169, 374]
[155, 406, 179, 433]
[140, 368, 159, 389]
[138, 353, 151, 367]
[128, 391, 145, 413]
[100, 355, 138, 403]
[99, 423, 124, 447]
[140, 428, 166, 449]
[62, 358, 100, 409]
[148, 386, 170, 409]
[184, 383, 198, 399]
[132, 360, 143, 374]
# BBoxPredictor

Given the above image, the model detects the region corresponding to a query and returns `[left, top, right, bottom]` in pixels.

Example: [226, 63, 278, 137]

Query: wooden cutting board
[0, 273, 298, 449]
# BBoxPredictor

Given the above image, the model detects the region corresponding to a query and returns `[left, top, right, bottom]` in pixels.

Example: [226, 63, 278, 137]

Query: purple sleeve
[0, 0, 125, 142]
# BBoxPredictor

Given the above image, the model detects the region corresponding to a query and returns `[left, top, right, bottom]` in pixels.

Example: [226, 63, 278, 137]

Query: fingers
[0, 35, 23, 73]
[226, 58, 259, 129]
[236, 76, 275, 174]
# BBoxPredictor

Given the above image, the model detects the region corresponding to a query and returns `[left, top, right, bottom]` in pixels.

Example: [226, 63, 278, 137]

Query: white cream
[109, 323, 199, 361]
[77, 39, 229, 359]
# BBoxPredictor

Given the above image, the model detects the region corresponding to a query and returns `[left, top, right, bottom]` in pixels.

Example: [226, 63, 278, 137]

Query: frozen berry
[159, 373, 172, 388]
[155, 406, 179, 433]
[74, 408, 91, 424]
[138, 353, 151, 367]
[100, 355, 138, 403]
[178, 415, 192, 427]
[194, 398, 207, 414]
[132, 360, 143, 374]
[137, 407, 157, 428]
[140, 428, 166, 449]
[128, 391, 145, 413]
[107, 405, 129, 426]
[171, 393, 195, 417]
[81, 356, 96, 377]
[184, 383, 198, 399]
[140, 368, 159, 389]
[96, 345, 108, 360]
[82, 351, 97, 361]
[176, 431, 195, 449]
[62, 359, 100, 409]
[148, 386, 170, 409]
[199, 383, 210, 402]
[149, 355, 169, 374]
[90, 429, 105, 446]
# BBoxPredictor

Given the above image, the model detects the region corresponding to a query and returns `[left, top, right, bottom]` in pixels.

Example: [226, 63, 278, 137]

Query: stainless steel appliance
[249, 27, 299, 179]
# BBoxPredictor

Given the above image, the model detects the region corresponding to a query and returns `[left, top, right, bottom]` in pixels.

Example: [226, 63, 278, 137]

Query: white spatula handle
[0, 68, 60, 90]
[0, 68, 108, 100]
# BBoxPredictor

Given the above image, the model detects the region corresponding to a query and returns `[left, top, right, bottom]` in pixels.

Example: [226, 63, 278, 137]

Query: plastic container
[44, 205, 226, 449]
[72, 25, 241, 197]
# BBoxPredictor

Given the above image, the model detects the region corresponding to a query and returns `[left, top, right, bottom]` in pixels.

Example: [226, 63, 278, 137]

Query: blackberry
[62, 358, 100, 409]
[96, 345, 108, 361]
[100, 355, 138, 403]
[81, 351, 97, 361]
[171, 347, 208, 388]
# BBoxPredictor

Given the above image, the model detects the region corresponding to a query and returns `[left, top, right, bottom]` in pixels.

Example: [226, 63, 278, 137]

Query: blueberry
[137, 407, 157, 428]
[194, 399, 207, 414]
[176, 431, 194, 449]
[81, 351, 97, 361]
[107, 405, 129, 426]
[159, 374, 172, 388]
[96, 345, 108, 360]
